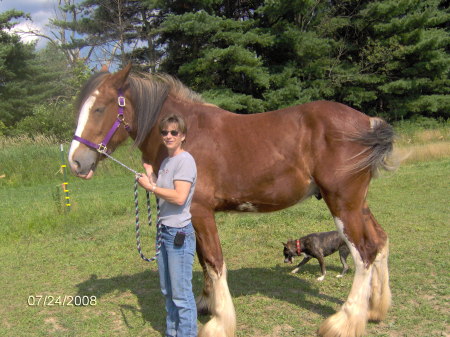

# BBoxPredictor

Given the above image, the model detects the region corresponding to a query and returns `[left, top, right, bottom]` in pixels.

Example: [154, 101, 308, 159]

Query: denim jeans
[157, 223, 197, 337]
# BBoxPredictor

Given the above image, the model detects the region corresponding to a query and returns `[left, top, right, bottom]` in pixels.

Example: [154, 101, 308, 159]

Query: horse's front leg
[192, 204, 236, 337]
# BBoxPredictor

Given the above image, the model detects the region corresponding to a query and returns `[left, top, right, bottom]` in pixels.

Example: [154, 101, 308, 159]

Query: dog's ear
[282, 242, 288, 248]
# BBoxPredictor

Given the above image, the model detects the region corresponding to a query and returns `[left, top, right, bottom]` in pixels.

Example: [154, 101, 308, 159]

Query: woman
[137, 114, 197, 337]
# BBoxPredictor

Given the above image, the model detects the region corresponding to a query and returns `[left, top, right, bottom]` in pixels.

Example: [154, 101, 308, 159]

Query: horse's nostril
[72, 160, 81, 173]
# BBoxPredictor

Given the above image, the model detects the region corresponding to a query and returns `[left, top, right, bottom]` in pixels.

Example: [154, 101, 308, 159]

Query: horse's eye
[94, 107, 105, 114]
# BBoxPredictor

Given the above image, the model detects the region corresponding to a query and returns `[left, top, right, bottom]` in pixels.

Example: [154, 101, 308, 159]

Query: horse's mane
[128, 72, 204, 146]
[77, 70, 205, 147]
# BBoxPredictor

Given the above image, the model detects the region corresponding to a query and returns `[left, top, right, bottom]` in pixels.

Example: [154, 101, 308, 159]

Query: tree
[0, 10, 37, 126]
[0, 9, 90, 131]
[4, 0, 448, 125]
[33, 43, 90, 102]
[53, 0, 160, 69]
[256, 0, 338, 109]
[363, 0, 450, 119]
[156, 0, 339, 113]
[159, 9, 272, 113]
[323, 0, 450, 119]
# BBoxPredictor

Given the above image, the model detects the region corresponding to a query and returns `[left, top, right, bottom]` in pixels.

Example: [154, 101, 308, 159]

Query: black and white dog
[282, 230, 350, 281]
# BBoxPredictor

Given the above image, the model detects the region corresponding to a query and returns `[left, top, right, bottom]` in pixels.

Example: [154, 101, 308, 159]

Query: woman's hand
[136, 163, 157, 191]
[143, 163, 155, 181]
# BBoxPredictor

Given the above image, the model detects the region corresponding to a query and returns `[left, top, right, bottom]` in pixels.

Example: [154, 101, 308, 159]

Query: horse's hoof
[318, 309, 366, 337]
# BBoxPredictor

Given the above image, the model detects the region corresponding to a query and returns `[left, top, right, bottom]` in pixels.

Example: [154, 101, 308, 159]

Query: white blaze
[68, 91, 99, 165]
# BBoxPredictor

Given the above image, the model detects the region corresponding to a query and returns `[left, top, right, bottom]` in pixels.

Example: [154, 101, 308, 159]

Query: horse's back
[188, 100, 375, 211]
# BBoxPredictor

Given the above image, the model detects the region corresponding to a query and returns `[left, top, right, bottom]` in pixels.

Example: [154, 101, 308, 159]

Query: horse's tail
[346, 117, 397, 177]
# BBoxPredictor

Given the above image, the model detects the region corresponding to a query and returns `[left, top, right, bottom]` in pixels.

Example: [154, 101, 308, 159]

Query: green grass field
[0, 132, 449, 336]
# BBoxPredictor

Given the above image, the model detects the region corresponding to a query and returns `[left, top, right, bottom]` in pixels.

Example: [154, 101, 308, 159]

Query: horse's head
[68, 64, 133, 179]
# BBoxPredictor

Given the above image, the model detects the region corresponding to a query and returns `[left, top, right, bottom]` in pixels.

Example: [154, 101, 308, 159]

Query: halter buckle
[97, 143, 108, 153]
[117, 113, 130, 129]
[117, 113, 125, 122]
[118, 96, 126, 107]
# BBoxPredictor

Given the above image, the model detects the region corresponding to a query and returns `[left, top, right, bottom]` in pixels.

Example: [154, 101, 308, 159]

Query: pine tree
[327, 0, 450, 119]
[156, 2, 271, 113]
[256, 0, 338, 110]
[156, 0, 337, 113]
[54, 0, 159, 69]
[364, 0, 450, 119]
[0, 10, 37, 126]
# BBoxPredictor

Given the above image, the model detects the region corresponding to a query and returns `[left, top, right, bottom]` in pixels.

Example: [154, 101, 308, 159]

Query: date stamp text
[27, 295, 97, 306]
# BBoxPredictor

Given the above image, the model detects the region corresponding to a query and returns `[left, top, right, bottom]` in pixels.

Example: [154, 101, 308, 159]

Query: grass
[0, 126, 449, 336]
[393, 118, 450, 164]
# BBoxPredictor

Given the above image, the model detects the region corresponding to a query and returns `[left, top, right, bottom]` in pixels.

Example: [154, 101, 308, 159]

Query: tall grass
[393, 120, 450, 164]
[0, 136, 142, 187]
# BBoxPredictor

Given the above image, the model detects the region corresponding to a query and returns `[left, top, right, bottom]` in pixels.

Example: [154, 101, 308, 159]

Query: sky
[1, 0, 134, 69]
[1, 0, 59, 47]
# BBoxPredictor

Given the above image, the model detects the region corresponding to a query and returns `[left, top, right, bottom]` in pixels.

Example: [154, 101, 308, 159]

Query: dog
[282, 230, 350, 281]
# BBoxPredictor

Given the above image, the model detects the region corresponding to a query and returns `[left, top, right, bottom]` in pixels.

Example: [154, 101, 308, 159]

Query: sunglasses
[160, 130, 180, 136]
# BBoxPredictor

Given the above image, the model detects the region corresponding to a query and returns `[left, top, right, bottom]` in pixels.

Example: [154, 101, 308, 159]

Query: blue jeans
[157, 223, 197, 337]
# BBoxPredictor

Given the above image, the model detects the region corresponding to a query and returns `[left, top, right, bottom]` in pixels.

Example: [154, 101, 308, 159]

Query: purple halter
[73, 90, 131, 154]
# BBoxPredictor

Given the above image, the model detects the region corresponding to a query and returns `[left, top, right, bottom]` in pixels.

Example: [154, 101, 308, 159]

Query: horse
[68, 64, 395, 337]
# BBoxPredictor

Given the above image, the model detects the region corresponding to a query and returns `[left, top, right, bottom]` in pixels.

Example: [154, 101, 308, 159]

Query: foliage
[1, 0, 449, 134]
[53, 0, 160, 69]
[394, 115, 450, 131]
[0, 12, 90, 131]
[0, 10, 37, 126]
[355, 0, 450, 118]
[33, 44, 89, 102]
[153, 0, 449, 118]
[13, 102, 75, 141]
[0, 120, 7, 136]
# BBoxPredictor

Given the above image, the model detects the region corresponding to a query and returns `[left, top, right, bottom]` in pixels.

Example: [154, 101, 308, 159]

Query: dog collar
[296, 239, 301, 255]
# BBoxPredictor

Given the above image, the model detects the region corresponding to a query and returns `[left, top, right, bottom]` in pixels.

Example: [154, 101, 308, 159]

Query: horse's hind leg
[367, 211, 391, 321]
[191, 204, 236, 337]
[318, 197, 390, 337]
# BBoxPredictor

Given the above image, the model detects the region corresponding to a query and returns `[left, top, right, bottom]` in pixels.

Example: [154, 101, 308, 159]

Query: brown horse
[68, 64, 395, 337]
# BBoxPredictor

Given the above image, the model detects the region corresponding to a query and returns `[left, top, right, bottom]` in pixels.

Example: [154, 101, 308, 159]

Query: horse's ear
[110, 63, 132, 89]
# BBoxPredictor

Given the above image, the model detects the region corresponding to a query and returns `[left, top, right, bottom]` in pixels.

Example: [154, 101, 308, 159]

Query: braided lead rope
[134, 178, 162, 262]
[146, 187, 162, 257]
[89, 148, 161, 263]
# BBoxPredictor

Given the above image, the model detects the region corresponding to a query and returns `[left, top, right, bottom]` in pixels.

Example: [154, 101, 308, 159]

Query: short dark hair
[159, 114, 187, 142]
[159, 114, 187, 133]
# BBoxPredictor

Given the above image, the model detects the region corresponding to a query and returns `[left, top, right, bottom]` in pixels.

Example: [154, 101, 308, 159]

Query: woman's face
[161, 122, 185, 152]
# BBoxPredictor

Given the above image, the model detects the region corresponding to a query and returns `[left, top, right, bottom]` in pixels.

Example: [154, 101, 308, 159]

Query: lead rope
[99, 150, 161, 263]
[134, 178, 162, 262]
[100, 150, 162, 262]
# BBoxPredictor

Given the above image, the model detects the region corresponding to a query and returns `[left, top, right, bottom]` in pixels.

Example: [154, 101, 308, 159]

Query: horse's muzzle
[68, 142, 98, 179]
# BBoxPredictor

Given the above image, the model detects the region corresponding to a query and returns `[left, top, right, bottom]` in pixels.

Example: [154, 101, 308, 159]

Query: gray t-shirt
[156, 151, 197, 228]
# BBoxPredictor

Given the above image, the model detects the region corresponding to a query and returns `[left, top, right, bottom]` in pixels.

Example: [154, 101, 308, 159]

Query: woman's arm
[152, 180, 192, 206]
[136, 163, 192, 206]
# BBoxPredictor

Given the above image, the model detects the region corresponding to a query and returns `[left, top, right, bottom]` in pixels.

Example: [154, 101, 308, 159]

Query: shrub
[14, 102, 75, 141]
